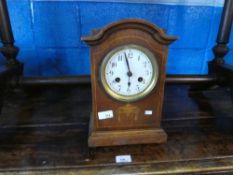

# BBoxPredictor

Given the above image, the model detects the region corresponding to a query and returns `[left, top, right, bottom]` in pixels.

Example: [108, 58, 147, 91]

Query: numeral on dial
[112, 62, 117, 68]
[118, 55, 123, 61]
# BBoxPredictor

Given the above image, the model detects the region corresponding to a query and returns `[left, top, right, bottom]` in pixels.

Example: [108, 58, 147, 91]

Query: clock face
[100, 44, 159, 102]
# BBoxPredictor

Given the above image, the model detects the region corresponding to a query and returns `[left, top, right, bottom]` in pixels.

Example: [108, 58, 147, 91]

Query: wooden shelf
[0, 85, 233, 174]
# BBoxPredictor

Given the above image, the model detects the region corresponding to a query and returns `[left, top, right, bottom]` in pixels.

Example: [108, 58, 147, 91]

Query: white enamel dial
[100, 45, 159, 102]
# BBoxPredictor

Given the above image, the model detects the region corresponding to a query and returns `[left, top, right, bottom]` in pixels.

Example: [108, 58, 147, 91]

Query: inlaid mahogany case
[83, 19, 177, 147]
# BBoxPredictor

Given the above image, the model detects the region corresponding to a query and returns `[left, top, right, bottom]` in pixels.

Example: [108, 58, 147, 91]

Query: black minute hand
[124, 52, 132, 77]
[124, 52, 132, 88]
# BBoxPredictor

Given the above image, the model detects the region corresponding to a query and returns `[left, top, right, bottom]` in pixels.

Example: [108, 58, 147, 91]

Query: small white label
[115, 155, 132, 163]
[98, 110, 113, 120]
[145, 110, 153, 115]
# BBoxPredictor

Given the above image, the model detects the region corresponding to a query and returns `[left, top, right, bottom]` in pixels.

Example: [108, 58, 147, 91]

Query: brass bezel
[100, 44, 159, 102]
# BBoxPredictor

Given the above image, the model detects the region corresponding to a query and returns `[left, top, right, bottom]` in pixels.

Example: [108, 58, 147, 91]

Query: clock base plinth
[88, 125, 167, 147]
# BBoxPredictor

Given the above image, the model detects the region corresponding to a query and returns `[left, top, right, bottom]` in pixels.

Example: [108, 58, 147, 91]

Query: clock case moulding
[82, 19, 177, 147]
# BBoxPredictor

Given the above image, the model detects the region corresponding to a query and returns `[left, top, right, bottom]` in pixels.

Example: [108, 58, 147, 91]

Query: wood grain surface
[0, 84, 233, 174]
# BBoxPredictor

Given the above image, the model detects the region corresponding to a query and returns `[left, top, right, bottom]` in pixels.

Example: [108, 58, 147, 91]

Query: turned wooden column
[0, 0, 23, 114]
[0, 0, 20, 67]
[212, 0, 233, 64]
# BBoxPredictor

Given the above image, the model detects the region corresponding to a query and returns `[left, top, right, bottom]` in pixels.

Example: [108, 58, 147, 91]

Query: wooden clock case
[82, 19, 177, 147]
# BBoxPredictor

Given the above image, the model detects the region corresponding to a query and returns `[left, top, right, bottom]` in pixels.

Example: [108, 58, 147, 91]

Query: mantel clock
[82, 19, 177, 147]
